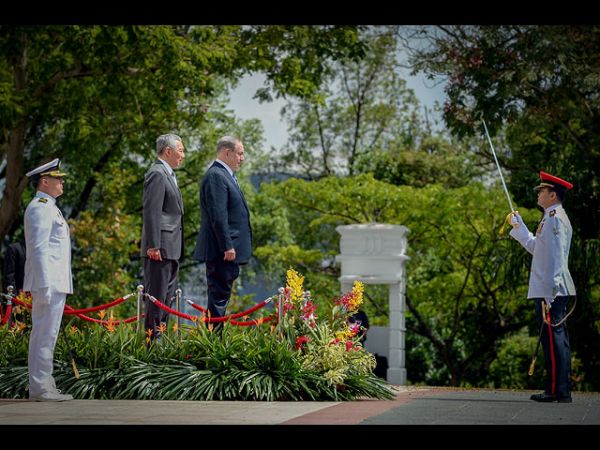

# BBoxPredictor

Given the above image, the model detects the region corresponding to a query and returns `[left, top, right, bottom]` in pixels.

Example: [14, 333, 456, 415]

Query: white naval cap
[25, 158, 67, 179]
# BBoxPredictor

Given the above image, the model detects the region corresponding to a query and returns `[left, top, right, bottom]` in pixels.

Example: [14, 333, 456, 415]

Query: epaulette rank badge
[38, 198, 48, 203]
[549, 210, 556, 217]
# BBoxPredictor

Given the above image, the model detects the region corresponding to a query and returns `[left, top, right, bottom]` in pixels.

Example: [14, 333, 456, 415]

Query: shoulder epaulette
[549, 210, 556, 217]
[38, 198, 48, 204]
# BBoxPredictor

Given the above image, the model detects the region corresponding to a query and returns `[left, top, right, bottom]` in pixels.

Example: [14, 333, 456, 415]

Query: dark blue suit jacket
[193, 162, 252, 264]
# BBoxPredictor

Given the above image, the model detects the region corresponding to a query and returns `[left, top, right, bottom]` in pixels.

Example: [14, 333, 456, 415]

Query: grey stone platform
[1, 387, 599, 425]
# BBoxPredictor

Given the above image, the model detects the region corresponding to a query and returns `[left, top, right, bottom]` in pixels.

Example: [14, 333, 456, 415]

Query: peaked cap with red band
[534, 171, 573, 191]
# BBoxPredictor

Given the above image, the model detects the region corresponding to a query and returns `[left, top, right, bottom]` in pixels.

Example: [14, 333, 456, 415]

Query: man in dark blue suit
[193, 136, 252, 329]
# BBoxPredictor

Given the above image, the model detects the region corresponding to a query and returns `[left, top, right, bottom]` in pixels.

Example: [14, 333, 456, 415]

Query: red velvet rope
[186, 296, 273, 320]
[63, 293, 134, 314]
[10, 297, 30, 309]
[1, 304, 12, 325]
[7, 292, 272, 328]
[187, 301, 207, 313]
[7, 296, 138, 326]
[63, 304, 140, 325]
[7, 293, 133, 315]
[229, 316, 276, 326]
[147, 295, 198, 321]
[149, 295, 273, 326]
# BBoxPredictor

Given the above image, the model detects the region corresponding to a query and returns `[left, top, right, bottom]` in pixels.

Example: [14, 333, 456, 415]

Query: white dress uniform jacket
[23, 191, 73, 294]
[510, 204, 576, 299]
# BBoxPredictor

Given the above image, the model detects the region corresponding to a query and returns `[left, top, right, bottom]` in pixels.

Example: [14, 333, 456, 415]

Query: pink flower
[347, 322, 360, 337]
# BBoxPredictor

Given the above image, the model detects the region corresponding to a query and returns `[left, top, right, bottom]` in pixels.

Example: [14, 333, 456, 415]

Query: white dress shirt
[158, 157, 177, 186]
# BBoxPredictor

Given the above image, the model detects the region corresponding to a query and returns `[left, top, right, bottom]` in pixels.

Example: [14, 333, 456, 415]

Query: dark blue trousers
[534, 296, 573, 398]
[205, 260, 240, 330]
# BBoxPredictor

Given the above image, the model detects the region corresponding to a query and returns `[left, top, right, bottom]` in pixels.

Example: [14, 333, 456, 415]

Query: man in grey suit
[141, 134, 185, 341]
[193, 136, 252, 330]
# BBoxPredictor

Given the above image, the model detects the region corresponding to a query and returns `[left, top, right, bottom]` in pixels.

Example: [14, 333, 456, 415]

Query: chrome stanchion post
[277, 287, 284, 324]
[277, 287, 284, 339]
[137, 285, 144, 333]
[5, 286, 15, 325]
[175, 288, 182, 337]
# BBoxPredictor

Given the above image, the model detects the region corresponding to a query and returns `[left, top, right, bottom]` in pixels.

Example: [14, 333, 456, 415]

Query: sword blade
[482, 118, 515, 212]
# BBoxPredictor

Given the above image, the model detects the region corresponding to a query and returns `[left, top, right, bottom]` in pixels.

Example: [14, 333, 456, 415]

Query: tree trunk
[0, 125, 28, 244]
[0, 30, 29, 245]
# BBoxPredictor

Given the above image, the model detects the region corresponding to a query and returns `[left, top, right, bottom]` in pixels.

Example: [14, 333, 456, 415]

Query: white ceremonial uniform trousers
[28, 290, 66, 396]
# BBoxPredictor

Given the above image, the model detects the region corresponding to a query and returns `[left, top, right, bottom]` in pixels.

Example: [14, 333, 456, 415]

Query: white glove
[510, 211, 523, 228]
[544, 297, 554, 309]
[33, 287, 52, 305]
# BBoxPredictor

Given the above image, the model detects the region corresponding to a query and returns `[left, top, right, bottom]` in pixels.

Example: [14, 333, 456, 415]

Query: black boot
[557, 395, 572, 403]
[530, 392, 556, 402]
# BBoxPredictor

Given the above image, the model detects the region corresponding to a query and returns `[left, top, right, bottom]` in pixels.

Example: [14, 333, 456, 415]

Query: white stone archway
[335, 224, 410, 385]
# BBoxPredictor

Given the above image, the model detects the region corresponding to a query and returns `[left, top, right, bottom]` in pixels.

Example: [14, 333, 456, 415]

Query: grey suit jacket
[140, 160, 184, 260]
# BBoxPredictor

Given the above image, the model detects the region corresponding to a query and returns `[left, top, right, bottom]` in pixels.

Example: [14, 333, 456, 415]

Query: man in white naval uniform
[23, 158, 74, 402]
[510, 171, 576, 403]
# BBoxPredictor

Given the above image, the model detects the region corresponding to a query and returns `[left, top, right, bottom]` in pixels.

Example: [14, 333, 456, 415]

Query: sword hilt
[528, 357, 536, 376]
[71, 358, 80, 379]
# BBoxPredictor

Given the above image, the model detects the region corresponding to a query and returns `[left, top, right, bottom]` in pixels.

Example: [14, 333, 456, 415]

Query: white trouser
[28, 290, 66, 396]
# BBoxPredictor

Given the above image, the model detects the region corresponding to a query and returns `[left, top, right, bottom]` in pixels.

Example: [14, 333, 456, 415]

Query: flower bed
[0, 270, 394, 401]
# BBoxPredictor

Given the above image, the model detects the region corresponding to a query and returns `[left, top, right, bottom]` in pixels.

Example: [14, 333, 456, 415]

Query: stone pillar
[335, 223, 410, 385]
[387, 280, 406, 385]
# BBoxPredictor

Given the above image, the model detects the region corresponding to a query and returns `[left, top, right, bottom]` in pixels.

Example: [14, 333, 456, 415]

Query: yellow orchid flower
[286, 268, 304, 303]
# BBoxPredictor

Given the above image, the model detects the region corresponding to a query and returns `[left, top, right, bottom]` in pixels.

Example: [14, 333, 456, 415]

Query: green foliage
[0, 321, 391, 401]
[0, 271, 393, 401]
[487, 327, 545, 389]
[412, 25, 600, 389]
[300, 323, 376, 386]
[68, 164, 141, 313]
[355, 134, 484, 189]
[249, 174, 551, 387]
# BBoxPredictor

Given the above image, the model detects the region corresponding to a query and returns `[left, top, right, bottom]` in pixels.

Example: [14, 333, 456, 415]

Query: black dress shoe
[530, 392, 556, 402]
[557, 396, 572, 403]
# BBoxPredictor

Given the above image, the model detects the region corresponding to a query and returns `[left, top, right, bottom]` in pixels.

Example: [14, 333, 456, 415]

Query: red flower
[295, 335, 311, 350]
[345, 340, 353, 351]
[301, 301, 317, 320]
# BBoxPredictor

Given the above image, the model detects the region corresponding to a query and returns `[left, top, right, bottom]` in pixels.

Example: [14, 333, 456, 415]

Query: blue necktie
[233, 173, 239, 186]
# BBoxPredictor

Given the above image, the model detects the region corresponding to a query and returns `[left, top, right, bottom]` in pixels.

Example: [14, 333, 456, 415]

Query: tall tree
[0, 25, 365, 246]
[273, 27, 419, 178]
[411, 24, 600, 388]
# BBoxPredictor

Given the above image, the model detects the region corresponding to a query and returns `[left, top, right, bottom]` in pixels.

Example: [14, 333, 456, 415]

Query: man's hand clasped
[224, 248, 236, 261]
[147, 248, 163, 261]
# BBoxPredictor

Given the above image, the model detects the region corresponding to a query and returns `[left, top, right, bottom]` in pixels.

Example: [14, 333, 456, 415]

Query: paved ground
[1, 386, 599, 425]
